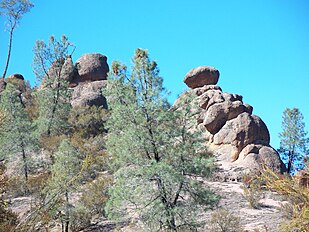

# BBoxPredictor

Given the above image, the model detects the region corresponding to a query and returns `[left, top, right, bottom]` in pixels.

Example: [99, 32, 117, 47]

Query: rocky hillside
[0, 54, 291, 232]
[175, 66, 286, 180]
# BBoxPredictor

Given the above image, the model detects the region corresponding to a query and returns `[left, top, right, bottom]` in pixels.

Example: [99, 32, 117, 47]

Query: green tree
[0, 83, 36, 184]
[279, 108, 309, 174]
[33, 35, 74, 138]
[105, 49, 219, 231]
[0, 0, 34, 79]
[42, 139, 82, 232]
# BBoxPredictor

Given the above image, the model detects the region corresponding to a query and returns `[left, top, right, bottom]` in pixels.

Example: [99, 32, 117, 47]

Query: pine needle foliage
[33, 35, 73, 137]
[0, 83, 36, 183]
[279, 108, 309, 174]
[104, 49, 219, 231]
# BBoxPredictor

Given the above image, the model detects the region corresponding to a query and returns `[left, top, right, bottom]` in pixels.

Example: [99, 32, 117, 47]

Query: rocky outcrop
[40, 53, 109, 108]
[177, 66, 286, 177]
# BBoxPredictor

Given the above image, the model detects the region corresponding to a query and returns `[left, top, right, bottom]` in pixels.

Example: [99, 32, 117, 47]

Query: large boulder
[71, 80, 107, 108]
[184, 66, 219, 89]
[7, 74, 24, 80]
[73, 53, 109, 83]
[203, 100, 247, 134]
[213, 112, 270, 158]
[234, 144, 287, 172]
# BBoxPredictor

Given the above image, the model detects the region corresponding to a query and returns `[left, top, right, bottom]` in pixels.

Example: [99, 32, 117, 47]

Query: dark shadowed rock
[73, 53, 109, 83]
[7, 74, 24, 80]
[184, 66, 219, 89]
[244, 104, 253, 115]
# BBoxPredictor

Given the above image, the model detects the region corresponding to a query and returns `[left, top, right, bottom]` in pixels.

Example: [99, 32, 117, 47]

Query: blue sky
[0, 0, 308, 149]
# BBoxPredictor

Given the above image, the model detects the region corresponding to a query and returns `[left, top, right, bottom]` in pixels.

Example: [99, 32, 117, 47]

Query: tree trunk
[65, 191, 69, 232]
[21, 144, 28, 182]
[2, 22, 16, 79]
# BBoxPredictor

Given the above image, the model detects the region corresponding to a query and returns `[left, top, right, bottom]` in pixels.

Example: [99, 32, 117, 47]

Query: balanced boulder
[184, 66, 219, 89]
[177, 65, 286, 177]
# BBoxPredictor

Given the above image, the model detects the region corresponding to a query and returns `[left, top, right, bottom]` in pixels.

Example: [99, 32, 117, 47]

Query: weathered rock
[0, 79, 6, 93]
[213, 112, 270, 159]
[176, 65, 286, 175]
[194, 85, 222, 96]
[184, 66, 219, 89]
[244, 104, 253, 115]
[7, 73, 24, 80]
[222, 92, 243, 102]
[74, 53, 109, 83]
[71, 80, 107, 108]
[203, 100, 248, 135]
[235, 144, 286, 173]
[203, 102, 229, 134]
[61, 55, 76, 82]
[197, 89, 224, 110]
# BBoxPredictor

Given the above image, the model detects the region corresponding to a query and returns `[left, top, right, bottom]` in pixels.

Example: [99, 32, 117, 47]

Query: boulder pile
[177, 66, 286, 179]
[69, 53, 109, 108]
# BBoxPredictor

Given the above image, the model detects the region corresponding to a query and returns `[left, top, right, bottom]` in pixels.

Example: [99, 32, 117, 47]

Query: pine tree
[0, 83, 36, 184]
[42, 139, 82, 232]
[279, 108, 309, 174]
[0, 0, 34, 79]
[33, 35, 74, 137]
[105, 49, 219, 231]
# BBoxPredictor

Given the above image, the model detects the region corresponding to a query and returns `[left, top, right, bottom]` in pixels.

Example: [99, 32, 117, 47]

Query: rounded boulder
[75, 53, 109, 82]
[184, 66, 219, 89]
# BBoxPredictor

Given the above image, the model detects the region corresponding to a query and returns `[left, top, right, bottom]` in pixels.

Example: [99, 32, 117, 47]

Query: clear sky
[0, 0, 308, 149]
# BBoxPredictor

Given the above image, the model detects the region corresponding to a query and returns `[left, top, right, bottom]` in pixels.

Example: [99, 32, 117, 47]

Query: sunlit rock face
[176, 66, 286, 179]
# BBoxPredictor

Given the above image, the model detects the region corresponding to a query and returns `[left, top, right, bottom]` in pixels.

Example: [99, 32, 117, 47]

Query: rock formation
[70, 53, 109, 108]
[40, 53, 109, 109]
[177, 66, 286, 179]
